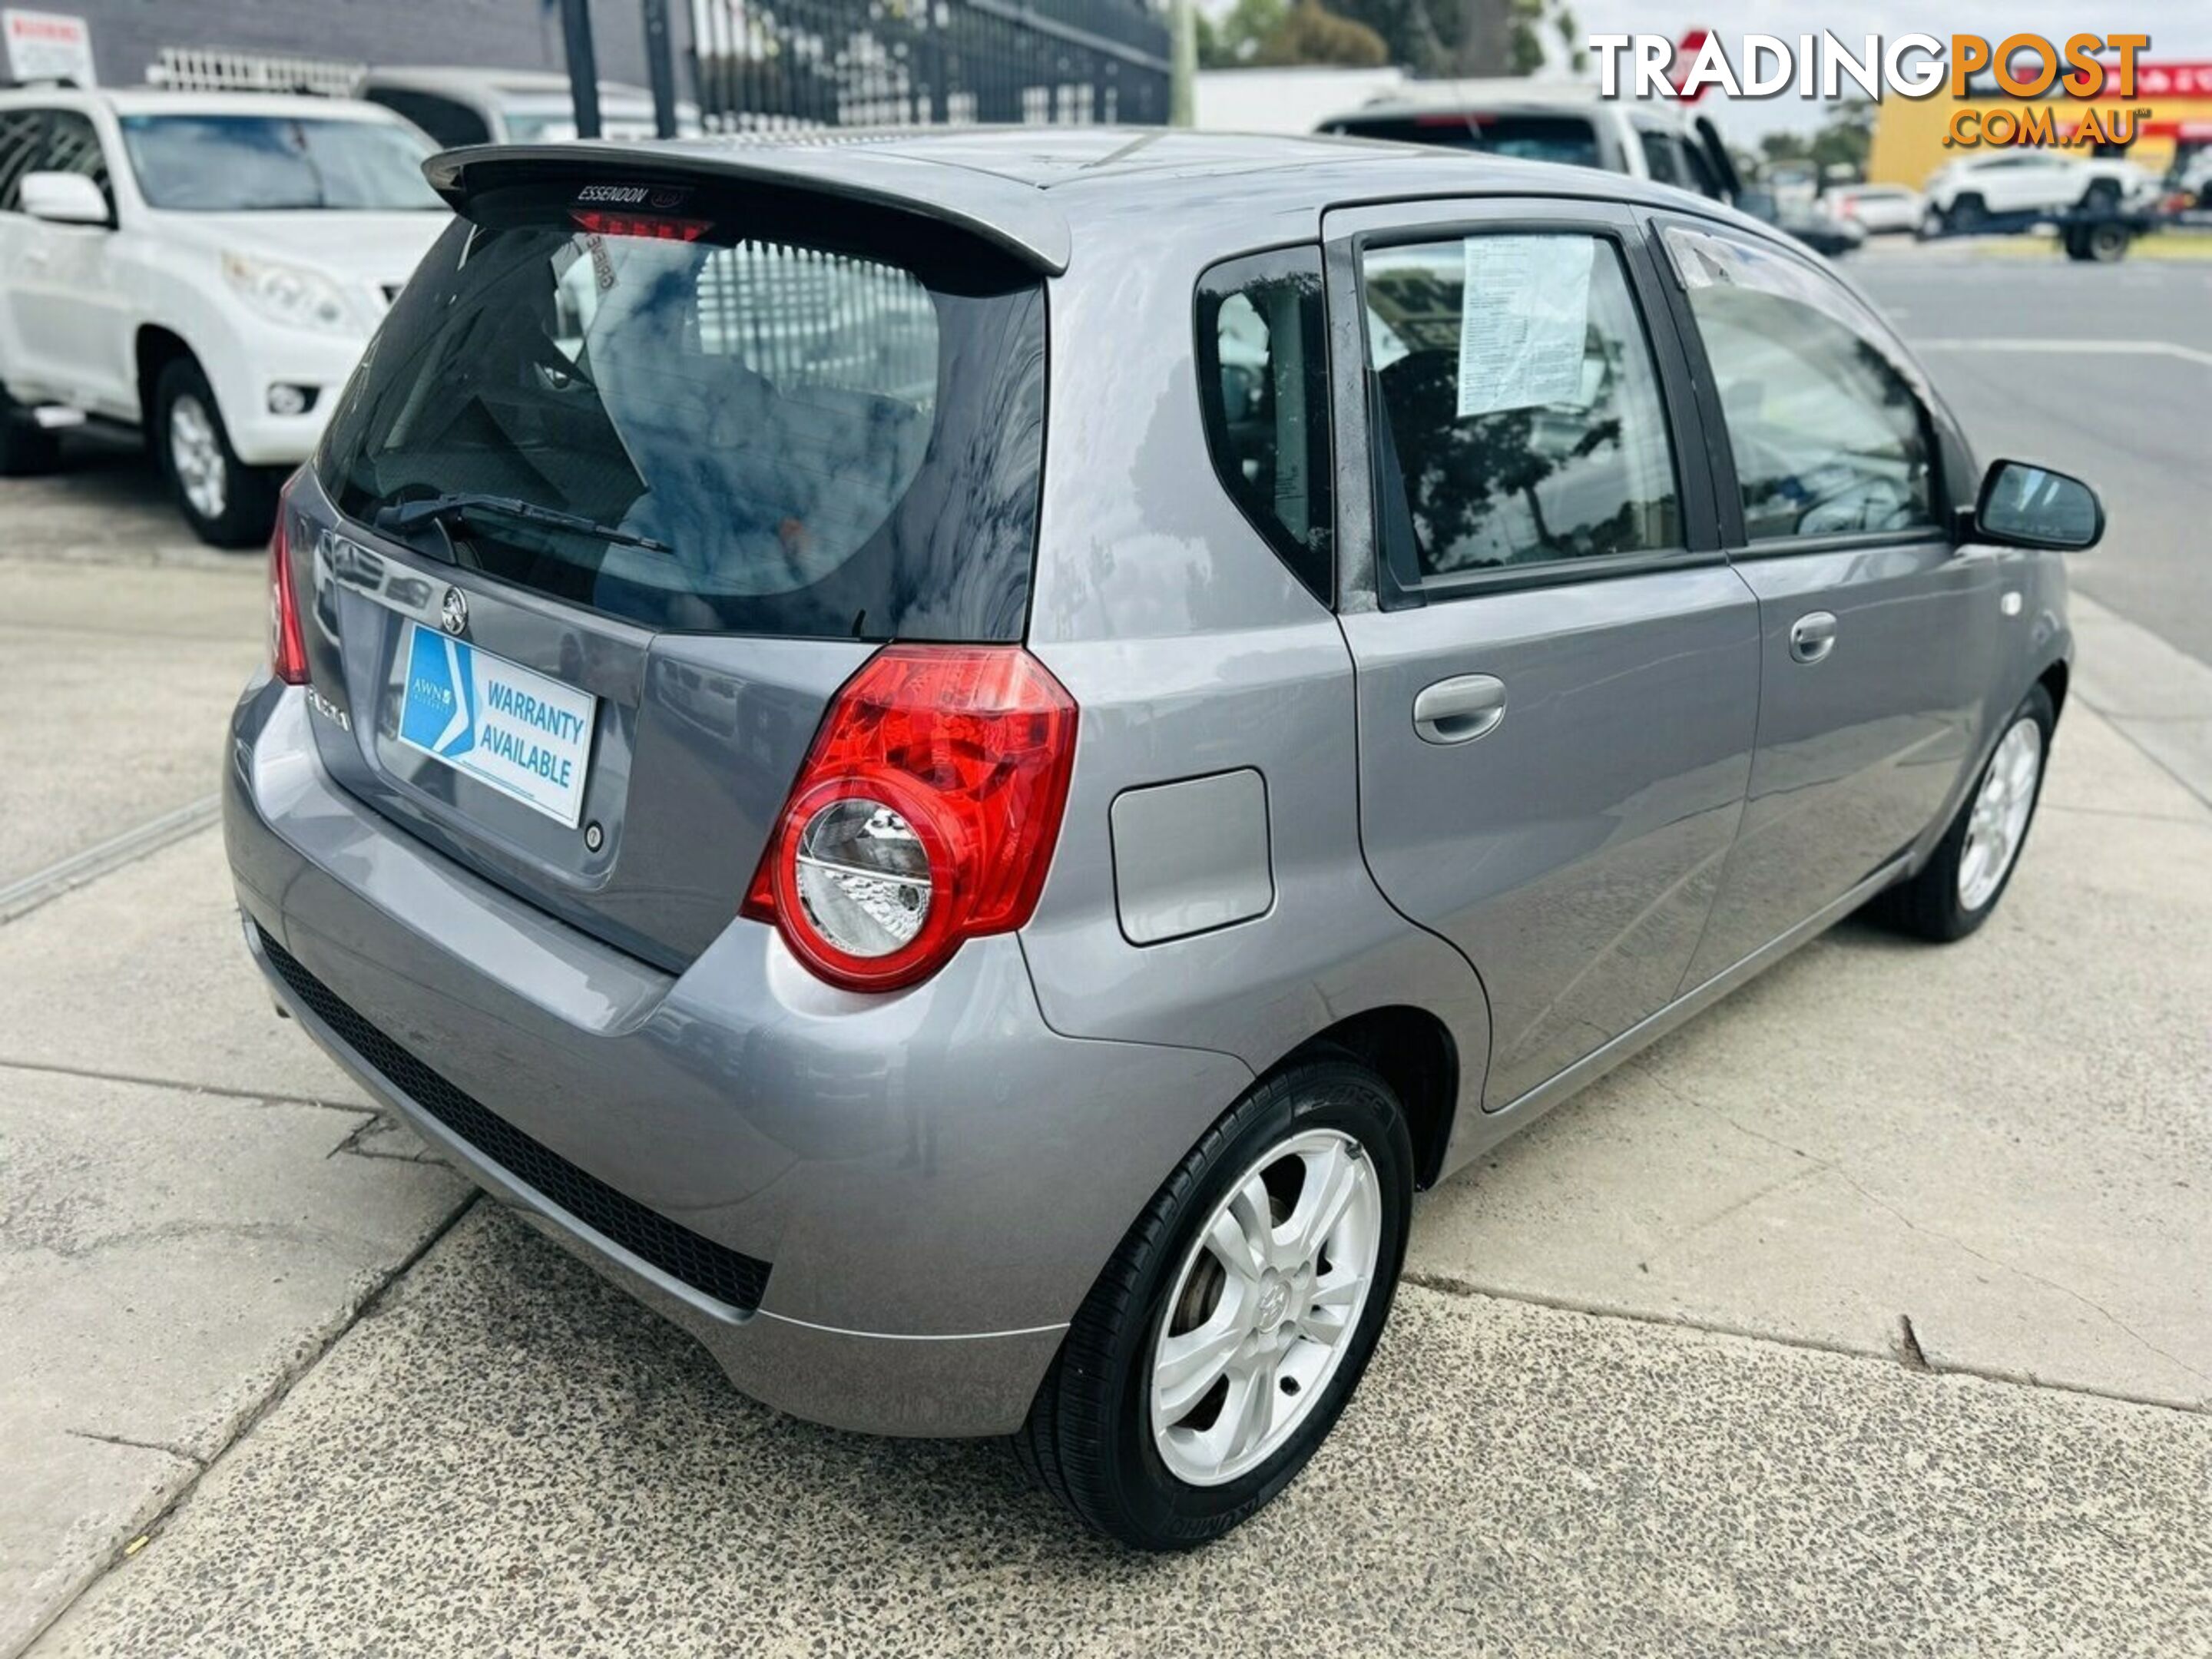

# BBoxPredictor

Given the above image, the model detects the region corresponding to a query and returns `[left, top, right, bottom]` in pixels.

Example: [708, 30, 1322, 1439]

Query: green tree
[1255, 0, 1389, 65]
[1203, 0, 1389, 68]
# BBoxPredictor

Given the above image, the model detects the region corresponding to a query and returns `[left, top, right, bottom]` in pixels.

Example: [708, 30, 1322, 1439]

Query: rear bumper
[224, 677, 1251, 1435]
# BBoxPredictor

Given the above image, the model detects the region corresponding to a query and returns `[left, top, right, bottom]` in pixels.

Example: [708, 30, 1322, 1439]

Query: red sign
[2093, 60, 2212, 98]
[1665, 31, 1712, 104]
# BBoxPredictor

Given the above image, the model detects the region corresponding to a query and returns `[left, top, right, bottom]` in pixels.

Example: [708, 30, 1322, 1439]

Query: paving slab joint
[10, 1194, 481, 1659]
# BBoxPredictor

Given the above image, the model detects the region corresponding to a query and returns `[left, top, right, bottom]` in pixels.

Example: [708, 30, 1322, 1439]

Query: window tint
[1194, 246, 1332, 604]
[1637, 128, 1684, 187]
[1363, 233, 1681, 581]
[1327, 113, 1599, 170]
[1665, 225, 1936, 541]
[318, 181, 1047, 641]
[0, 110, 44, 213]
[44, 110, 109, 214]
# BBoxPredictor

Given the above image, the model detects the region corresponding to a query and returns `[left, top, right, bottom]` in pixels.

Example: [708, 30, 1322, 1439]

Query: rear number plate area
[396, 621, 596, 826]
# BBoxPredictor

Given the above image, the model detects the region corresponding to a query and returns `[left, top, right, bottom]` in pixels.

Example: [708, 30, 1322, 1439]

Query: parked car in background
[1735, 186, 1866, 257]
[0, 89, 446, 544]
[230, 129, 2095, 1551]
[356, 67, 700, 148]
[2167, 140, 2212, 209]
[1762, 158, 1819, 209]
[1316, 81, 1738, 202]
[1924, 150, 2158, 230]
[1829, 181, 1925, 233]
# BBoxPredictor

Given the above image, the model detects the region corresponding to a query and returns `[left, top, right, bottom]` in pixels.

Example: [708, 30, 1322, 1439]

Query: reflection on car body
[227, 129, 2098, 1553]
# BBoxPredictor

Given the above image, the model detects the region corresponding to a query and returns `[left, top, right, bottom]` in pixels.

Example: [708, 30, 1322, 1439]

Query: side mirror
[20, 171, 111, 227]
[1974, 459, 2104, 551]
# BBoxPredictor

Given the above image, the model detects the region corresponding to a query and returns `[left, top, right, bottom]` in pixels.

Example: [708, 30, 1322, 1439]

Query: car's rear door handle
[1412, 674, 1507, 744]
[1790, 611, 1838, 664]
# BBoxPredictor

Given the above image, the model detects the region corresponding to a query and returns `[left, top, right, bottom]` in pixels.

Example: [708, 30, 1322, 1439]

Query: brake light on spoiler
[570, 209, 713, 242]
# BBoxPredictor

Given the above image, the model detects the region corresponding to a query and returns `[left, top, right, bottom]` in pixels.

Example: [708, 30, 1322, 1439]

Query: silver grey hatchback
[226, 130, 2102, 1548]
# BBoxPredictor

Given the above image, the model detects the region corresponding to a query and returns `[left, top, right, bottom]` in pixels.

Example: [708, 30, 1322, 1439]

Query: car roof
[426, 124, 1769, 273]
[360, 66, 657, 105]
[0, 86, 414, 122]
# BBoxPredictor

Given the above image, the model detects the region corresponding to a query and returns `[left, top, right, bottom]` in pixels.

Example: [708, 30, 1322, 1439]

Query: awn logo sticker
[396, 624, 597, 826]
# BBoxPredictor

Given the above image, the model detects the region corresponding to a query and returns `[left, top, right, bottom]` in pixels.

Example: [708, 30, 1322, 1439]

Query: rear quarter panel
[1018, 197, 1492, 1151]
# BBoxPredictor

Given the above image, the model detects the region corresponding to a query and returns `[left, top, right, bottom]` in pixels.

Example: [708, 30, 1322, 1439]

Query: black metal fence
[687, 0, 1171, 131]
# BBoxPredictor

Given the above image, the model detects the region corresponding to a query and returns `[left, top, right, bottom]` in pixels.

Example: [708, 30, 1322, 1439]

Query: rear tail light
[743, 646, 1078, 992]
[268, 486, 308, 685]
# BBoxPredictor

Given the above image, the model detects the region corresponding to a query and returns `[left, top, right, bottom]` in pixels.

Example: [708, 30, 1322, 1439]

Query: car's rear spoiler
[422, 138, 1073, 275]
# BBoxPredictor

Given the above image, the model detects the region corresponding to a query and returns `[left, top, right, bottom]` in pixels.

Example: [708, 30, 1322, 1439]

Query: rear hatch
[286, 164, 1049, 969]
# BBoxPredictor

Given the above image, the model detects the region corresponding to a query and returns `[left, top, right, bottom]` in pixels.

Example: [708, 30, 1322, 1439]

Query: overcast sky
[1571, 3, 2212, 141]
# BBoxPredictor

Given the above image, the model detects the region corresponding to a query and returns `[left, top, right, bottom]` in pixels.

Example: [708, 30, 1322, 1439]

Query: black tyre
[1945, 193, 1987, 233]
[2083, 221, 2131, 263]
[153, 356, 278, 548]
[1016, 1058, 1413, 1550]
[0, 380, 61, 476]
[1869, 684, 2055, 943]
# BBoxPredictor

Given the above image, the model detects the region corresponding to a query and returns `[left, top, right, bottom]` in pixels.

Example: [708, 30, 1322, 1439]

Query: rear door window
[1194, 246, 1332, 604]
[1362, 232, 1681, 581]
[316, 178, 1048, 641]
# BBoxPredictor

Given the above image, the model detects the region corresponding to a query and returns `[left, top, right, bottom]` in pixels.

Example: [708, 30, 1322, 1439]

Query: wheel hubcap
[168, 394, 227, 521]
[1149, 1128, 1383, 1488]
[1958, 715, 2043, 912]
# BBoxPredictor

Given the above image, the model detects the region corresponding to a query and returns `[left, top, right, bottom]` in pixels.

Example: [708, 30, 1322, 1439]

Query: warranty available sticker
[396, 623, 597, 826]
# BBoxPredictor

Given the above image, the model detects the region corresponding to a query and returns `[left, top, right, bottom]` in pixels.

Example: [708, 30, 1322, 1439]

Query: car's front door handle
[1412, 674, 1507, 745]
[1790, 611, 1839, 664]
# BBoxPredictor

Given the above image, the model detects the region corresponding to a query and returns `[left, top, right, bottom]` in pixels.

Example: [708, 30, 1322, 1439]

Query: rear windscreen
[316, 178, 1048, 641]
[1330, 113, 1600, 170]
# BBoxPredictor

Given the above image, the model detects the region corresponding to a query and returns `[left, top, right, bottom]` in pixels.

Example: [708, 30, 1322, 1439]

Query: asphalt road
[1854, 247, 2212, 670]
[3, 243, 2210, 1657]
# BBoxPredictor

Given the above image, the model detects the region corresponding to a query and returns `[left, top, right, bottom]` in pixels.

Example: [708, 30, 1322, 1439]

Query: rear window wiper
[373, 492, 673, 557]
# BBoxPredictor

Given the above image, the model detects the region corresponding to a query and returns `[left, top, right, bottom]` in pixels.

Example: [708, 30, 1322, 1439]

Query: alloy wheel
[1958, 714, 2043, 912]
[1149, 1128, 1382, 1487]
[168, 393, 227, 521]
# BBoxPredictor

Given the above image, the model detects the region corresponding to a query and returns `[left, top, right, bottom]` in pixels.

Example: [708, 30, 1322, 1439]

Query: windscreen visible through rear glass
[1329, 112, 1601, 169]
[315, 179, 1048, 641]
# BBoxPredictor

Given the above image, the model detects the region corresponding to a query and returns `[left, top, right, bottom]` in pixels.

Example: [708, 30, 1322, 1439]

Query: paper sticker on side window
[1456, 235, 1594, 419]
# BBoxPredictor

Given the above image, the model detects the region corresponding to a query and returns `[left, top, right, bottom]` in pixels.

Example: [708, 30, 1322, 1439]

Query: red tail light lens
[268, 490, 308, 685]
[743, 646, 1078, 992]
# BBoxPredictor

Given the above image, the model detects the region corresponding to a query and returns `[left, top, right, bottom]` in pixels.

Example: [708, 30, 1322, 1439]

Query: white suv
[0, 89, 448, 544]
[1924, 150, 2159, 232]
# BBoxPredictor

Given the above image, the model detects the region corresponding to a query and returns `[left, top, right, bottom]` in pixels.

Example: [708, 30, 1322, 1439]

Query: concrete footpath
[2, 518, 2209, 1653]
